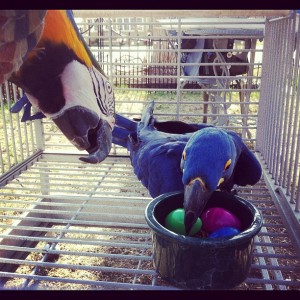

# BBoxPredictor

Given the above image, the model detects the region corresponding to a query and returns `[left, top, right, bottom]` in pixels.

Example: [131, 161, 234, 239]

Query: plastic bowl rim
[145, 190, 263, 247]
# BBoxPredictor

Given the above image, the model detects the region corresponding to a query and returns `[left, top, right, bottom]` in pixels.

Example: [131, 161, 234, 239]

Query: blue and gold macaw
[2, 10, 115, 163]
[112, 102, 262, 234]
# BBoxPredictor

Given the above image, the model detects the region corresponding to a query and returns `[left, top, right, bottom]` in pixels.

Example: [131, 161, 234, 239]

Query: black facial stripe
[90, 67, 108, 116]
[89, 68, 101, 109]
[99, 71, 108, 114]
[96, 69, 108, 114]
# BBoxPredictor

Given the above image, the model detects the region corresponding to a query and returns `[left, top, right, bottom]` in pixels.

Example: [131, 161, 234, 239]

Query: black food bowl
[145, 191, 263, 290]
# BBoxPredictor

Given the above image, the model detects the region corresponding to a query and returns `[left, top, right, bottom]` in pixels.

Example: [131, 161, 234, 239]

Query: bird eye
[224, 159, 232, 170]
[106, 81, 112, 94]
[182, 151, 186, 161]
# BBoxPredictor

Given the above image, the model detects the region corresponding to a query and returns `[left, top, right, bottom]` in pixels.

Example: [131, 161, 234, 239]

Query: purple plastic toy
[201, 207, 242, 233]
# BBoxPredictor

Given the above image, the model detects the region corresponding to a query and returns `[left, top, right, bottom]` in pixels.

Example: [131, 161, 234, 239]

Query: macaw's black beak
[52, 107, 112, 164]
[183, 179, 212, 235]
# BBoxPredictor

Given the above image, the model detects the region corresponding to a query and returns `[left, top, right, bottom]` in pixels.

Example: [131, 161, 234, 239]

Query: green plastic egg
[165, 208, 202, 236]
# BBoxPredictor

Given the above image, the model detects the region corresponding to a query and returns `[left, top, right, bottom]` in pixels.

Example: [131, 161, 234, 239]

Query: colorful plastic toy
[165, 208, 202, 236]
[201, 207, 242, 233]
[209, 226, 241, 238]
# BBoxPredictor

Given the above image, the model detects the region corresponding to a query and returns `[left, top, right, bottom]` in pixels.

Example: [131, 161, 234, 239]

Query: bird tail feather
[139, 101, 155, 131]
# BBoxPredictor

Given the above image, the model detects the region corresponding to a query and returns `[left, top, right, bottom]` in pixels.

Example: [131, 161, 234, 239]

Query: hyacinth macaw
[112, 102, 262, 234]
[2, 10, 115, 163]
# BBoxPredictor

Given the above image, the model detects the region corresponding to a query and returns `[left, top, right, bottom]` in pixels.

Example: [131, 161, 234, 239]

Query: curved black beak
[183, 179, 212, 235]
[52, 107, 112, 164]
[79, 118, 112, 164]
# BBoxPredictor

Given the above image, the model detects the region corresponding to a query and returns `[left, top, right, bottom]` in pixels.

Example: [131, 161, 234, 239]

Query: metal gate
[0, 10, 299, 290]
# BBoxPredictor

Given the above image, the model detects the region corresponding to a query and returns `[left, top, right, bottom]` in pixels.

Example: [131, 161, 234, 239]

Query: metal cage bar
[256, 13, 300, 228]
[0, 155, 299, 290]
[0, 83, 40, 175]
[0, 11, 300, 290]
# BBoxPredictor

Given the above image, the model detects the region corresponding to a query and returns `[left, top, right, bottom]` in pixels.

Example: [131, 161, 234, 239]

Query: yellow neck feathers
[38, 10, 93, 67]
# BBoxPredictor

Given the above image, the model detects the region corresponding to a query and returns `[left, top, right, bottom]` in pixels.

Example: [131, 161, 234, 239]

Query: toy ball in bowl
[145, 191, 263, 290]
[165, 208, 202, 236]
[208, 226, 241, 238]
[201, 207, 242, 233]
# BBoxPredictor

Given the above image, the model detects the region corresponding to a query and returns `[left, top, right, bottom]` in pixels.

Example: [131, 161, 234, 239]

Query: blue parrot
[4, 10, 115, 163]
[112, 101, 262, 234]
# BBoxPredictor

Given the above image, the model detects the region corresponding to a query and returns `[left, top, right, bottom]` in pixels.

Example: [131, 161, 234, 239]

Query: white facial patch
[38, 60, 115, 128]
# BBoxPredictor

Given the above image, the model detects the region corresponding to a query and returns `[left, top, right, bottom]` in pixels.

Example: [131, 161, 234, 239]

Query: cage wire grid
[0, 155, 299, 290]
[0, 11, 299, 290]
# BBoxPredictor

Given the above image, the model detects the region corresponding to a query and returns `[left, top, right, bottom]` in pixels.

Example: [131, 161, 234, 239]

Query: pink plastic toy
[201, 207, 242, 233]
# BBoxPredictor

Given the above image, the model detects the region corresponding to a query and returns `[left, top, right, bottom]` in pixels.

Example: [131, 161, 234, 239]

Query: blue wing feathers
[132, 139, 185, 197]
[10, 94, 46, 122]
[115, 114, 138, 131]
[9, 94, 29, 113]
[112, 127, 133, 148]
[228, 131, 262, 186]
[112, 102, 262, 198]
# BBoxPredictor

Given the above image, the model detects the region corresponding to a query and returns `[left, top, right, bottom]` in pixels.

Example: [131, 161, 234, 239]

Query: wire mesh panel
[74, 14, 265, 143]
[41, 14, 265, 156]
[0, 10, 300, 290]
[256, 12, 300, 252]
[0, 155, 299, 290]
[0, 82, 42, 176]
